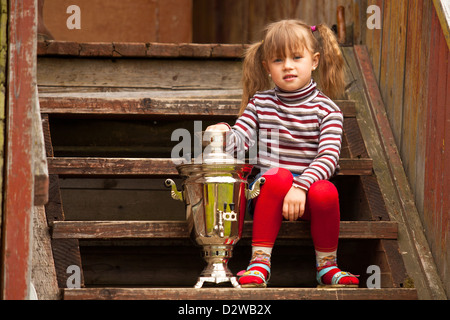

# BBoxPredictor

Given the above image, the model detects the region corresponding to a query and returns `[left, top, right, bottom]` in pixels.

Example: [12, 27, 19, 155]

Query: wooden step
[37, 57, 243, 93]
[39, 94, 357, 118]
[46, 157, 373, 176]
[51, 220, 397, 240]
[62, 287, 418, 300]
[38, 41, 247, 59]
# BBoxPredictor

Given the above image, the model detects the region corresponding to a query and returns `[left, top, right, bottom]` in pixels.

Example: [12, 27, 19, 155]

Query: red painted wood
[1, 0, 36, 299]
[424, 6, 450, 292]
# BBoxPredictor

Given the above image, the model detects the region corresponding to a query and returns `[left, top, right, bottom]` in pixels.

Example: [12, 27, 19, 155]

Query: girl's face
[263, 47, 319, 92]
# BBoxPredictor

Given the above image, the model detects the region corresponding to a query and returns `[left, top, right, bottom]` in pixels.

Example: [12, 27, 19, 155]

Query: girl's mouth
[283, 74, 297, 80]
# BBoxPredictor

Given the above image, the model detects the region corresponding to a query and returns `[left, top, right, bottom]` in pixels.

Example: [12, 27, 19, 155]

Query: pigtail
[239, 41, 271, 116]
[315, 24, 345, 99]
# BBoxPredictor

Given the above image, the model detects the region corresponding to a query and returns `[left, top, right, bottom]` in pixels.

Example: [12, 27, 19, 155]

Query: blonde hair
[240, 19, 345, 115]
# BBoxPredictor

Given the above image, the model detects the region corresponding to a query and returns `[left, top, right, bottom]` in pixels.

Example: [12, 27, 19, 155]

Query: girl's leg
[238, 167, 293, 287]
[302, 180, 359, 286]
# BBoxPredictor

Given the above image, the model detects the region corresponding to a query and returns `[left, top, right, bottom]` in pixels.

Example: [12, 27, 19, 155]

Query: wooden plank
[378, 0, 408, 148]
[193, 0, 356, 44]
[51, 220, 398, 240]
[42, 113, 85, 289]
[401, 0, 431, 210]
[343, 117, 369, 158]
[47, 157, 179, 176]
[2, 0, 36, 300]
[47, 157, 373, 176]
[34, 90, 49, 205]
[42, 1, 193, 44]
[37, 57, 243, 91]
[38, 41, 247, 59]
[38, 96, 357, 118]
[424, 5, 450, 296]
[46, 174, 85, 289]
[0, 0, 6, 297]
[63, 287, 418, 300]
[353, 44, 447, 300]
[379, 240, 412, 288]
[31, 206, 60, 300]
[365, 0, 384, 81]
[360, 175, 390, 221]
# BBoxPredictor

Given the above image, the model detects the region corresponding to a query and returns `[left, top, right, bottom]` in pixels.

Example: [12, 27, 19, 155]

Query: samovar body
[165, 132, 264, 288]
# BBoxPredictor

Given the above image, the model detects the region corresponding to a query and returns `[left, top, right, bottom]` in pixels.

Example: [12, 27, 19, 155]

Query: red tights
[252, 167, 340, 252]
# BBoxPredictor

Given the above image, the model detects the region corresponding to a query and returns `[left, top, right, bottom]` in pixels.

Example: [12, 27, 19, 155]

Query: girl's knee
[308, 180, 339, 204]
[307, 180, 340, 220]
[260, 167, 293, 197]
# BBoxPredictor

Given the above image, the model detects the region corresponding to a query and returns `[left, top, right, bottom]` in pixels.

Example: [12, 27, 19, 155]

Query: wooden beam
[51, 220, 398, 240]
[37, 41, 248, 59]
[46, 157, 372, 176]
[1, 0, 36, 300]
[31, 206, 60, 300]
[353, 45, 447, 300]
[42, 114, 85, 290]
[38, 96, 357, 118]
[62, 287, 418, 300]
[33, 90, 49, 206]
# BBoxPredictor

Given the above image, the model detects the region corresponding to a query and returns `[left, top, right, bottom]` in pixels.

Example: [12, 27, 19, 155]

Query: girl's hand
[206, 123, 230, 132]
[282, 186, 307, 221]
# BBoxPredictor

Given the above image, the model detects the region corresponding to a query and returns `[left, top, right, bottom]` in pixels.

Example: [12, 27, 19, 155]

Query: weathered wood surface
[364, 1, 449, 298]
[39, 96, 357, 118]
[51, 220, 398, 240]
[36, 41, 426, 299]
[38, 41, 247, 58]
[31, 206, 60, 300]
[47, 157, 373, 176]
[378, 0, 408, 149]
[353, 45, 447, 300]
[63, 287, 418, 300]
[365, 0, 431, 206]
[401, 0, 431, 213]
[192, 0, 355, 44]
[424, 6, 450, 296]
[37, 57, 243, 91]
[34, 89, 49, 205]
[42, 1, 193, 43]
[42, 113, 85, 289]
[2, 0, 36, 300]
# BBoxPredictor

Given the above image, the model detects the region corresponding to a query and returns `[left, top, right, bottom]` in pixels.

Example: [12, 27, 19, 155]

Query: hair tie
[311, 25, 317, 32]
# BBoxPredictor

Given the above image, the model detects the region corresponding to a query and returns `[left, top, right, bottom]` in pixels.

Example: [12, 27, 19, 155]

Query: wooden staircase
[37, 41, 418, 300]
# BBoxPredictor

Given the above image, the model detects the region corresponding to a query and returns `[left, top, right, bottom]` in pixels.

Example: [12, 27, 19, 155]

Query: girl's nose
[283, 58, 294, 69]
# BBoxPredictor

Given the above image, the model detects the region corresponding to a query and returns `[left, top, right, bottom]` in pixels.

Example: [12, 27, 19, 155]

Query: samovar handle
[164, 179, 184, 201]
[246, 176, 266, 199]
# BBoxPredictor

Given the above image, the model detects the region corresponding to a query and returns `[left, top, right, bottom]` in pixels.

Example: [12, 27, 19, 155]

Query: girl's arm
[206, 100, 259, 154]
[293, 110, 344, 191]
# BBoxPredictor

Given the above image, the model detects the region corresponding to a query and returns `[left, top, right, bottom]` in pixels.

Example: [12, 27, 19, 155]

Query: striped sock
[316, 250, 358, 285]
[238, 249, 271, 286]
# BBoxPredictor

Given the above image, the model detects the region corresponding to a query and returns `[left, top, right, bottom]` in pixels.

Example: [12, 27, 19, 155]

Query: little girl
[207, 19, 359, 288]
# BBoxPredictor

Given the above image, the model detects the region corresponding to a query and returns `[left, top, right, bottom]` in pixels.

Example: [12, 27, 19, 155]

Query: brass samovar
[165, 131, 264, 288]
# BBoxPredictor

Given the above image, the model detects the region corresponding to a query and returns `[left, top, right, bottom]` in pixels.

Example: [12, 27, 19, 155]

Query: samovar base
[194, 245, 241, 289]
[194, 276, 240, 289]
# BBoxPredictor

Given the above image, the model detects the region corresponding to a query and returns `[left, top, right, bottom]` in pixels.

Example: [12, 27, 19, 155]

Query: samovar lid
[195, 130, 243, 165]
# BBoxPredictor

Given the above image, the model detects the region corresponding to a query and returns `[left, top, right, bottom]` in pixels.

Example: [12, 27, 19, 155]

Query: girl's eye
[294, 56, 302, 60]
[273, 58, 282, 63]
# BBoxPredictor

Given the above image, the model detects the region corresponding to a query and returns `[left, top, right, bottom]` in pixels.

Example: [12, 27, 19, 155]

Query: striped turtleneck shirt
[230, 80, 343, 191]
